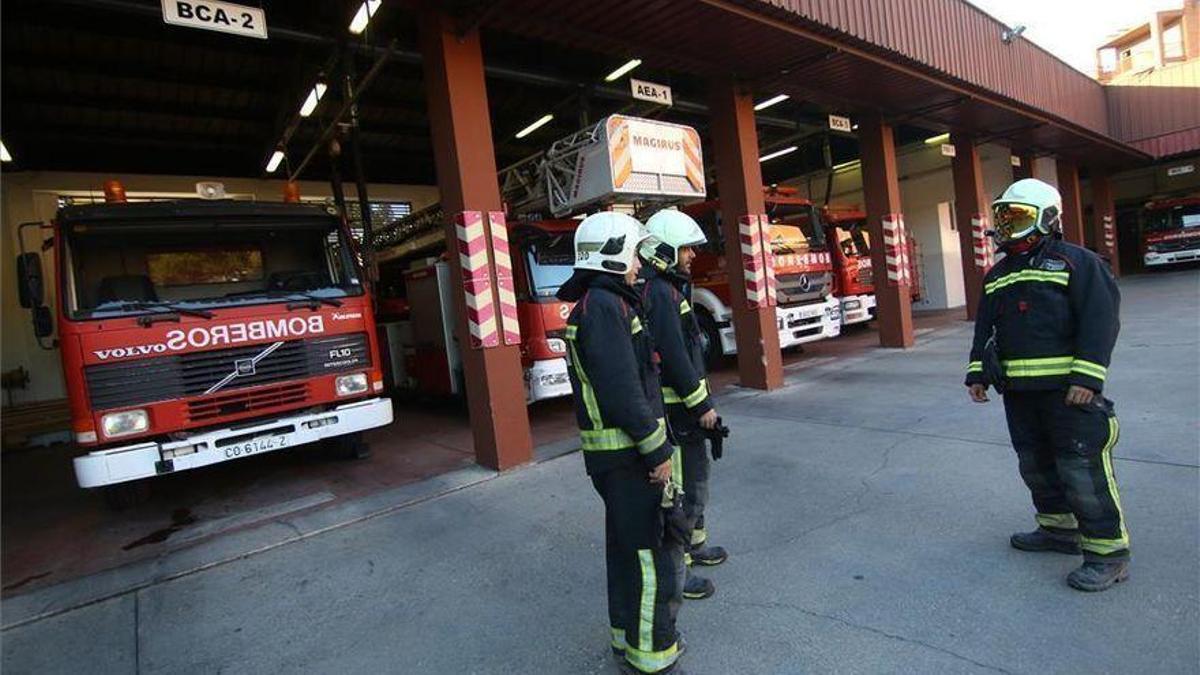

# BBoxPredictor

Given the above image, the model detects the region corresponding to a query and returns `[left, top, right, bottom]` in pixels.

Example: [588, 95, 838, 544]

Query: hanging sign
[161, 0, 268, 40]
[630, 79, 673, 106]
[828, 115, 853, 133]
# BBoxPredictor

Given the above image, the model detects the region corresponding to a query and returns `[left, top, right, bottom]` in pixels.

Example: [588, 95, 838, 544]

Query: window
[147, 248, 264, 286]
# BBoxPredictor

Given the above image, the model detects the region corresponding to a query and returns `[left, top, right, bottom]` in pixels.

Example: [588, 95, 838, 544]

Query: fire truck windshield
[64, 220, 362, 319]
[766, 202, 827, 247]
[1145, 203, 1200, 232]
[525, 233, 575, 298]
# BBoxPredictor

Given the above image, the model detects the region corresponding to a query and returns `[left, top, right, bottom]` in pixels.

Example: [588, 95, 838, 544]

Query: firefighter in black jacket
[557, 212, 686, 674]
[639, 209, 728, 602]
[966, 178, 1129, 592]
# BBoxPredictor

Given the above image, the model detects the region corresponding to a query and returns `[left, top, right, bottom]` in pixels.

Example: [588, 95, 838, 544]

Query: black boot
[1067, 560, 1130, 592]
[682, 572, 715, 600]
[690, 544, 728, 566]
[1010, 527, 1081, 554]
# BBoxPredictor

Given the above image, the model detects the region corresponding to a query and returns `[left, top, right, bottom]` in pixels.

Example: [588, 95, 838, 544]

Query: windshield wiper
[280, 292, 343, 311]
[104, 301, 215, 326]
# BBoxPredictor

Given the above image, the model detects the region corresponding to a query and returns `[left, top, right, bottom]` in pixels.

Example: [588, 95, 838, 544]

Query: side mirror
[16, 252, 45, 309]
[32, 306, 54, 339]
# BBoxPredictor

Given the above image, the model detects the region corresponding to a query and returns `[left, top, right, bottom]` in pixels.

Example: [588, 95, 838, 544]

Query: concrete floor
[2, 270, 1196, 674]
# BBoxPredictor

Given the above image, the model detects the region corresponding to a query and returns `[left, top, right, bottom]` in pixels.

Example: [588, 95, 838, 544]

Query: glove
[703, 417, 731, 461]
[982, 334, 1007, 395]
[659, 479, 691, 546]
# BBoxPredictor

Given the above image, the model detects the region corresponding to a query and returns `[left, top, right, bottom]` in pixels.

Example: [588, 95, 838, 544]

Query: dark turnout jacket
[638, 263, 714, 427]
[558, 271, 672, 475]
[966, 238, 1120, 394]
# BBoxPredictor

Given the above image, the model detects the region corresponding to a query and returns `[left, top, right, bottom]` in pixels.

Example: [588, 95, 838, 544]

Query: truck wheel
[324, 431, 371, 460]
[101, 480, 151, 511]
[696, 309, 724, 371]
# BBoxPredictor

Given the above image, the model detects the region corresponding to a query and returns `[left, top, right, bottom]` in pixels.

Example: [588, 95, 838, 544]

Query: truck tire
[102, 480, 151, 511]
[324, 431, 371, 460]
[696, 309, 724, 372]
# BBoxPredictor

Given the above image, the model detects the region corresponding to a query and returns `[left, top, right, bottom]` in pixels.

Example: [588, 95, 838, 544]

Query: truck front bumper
[1145, 249, 1200, 266]
[777, 297, 841, 349]
[526, 357, 572, 403]
[840, 294, 876, 326]
[73, 397, 394, 488]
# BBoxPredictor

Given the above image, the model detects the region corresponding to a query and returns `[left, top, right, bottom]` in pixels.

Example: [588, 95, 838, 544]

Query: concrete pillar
[951, 134, 989, 320]
[418, 9, 532, 470]
[1091, 172, 1121, 277]
[707, 79, 783, 390]
[1055, 160, 1086, 245]
[1011, 151, 1035, 182]
[858, 112, 914, 348]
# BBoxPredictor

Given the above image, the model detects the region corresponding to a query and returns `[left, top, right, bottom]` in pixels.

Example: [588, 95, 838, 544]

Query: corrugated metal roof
[1105, 60, 1200, 157]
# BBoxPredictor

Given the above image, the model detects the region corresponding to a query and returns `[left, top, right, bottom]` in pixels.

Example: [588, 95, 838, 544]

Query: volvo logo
[204, 341, 285, 395]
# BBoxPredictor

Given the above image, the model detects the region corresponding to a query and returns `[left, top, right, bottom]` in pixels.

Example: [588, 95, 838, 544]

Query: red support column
[1091, 172, 1121, 277]
[1011, 151, 1035, 182]
[858, 113, 914, 348]
[419, 9, 532, 470]
[707, 79, 783, 390]
[952, 134, 990, 320]
[1056, 160, 1086, 245]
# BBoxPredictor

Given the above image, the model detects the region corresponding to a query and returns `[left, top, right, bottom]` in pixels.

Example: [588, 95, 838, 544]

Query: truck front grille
[187, 382, 309, 423]
[86, 332, 369, 411]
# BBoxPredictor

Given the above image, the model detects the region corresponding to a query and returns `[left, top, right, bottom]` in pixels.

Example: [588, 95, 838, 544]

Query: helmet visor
[992, 202, 1040, 244]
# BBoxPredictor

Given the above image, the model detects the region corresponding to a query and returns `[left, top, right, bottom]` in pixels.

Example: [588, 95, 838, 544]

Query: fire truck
[683, 187, 841, 367]
[1140, 196, 1200, 268]
[371, 115, 706, 401]
[822, 203, 922, 326]
[14, 182, 393, 498]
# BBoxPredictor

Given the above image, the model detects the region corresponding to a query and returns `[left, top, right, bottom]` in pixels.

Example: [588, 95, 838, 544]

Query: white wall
[1, 171, 439, 404]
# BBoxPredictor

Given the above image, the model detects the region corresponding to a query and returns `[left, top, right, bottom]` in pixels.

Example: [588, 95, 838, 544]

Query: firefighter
[966, 178, 1129, 592]
[557, 212, 687, 674]
[638, 209, 727, 602]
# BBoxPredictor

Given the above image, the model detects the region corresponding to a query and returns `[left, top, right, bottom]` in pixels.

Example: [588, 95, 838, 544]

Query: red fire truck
[372, 114, 706, 401]
[822, 203, 923, 326]
[683, 187, 841, 366]
[14, 182, 393, 497]
[1141, 196, 1200, 268]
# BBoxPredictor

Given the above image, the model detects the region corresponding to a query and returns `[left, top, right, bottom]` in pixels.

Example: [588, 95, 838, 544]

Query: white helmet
[991, 178, 1062, 245]
[642, 209, 708, 268]
[573, 212, 651, 275]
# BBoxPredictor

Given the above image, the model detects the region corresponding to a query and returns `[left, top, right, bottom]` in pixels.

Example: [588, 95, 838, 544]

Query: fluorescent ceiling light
[0, 140, 11, 162]
[759, 146, 798, 162]
[604, 59, 642, 82]
[924, 133, 951, 145]
[349, 0, 381, 34]
[266, 150, 285, 173]
[299, 82, 328, 118]
[754, 94, 789, 111]
[832, 159, 861, 171]
[515, 114, 554, 139]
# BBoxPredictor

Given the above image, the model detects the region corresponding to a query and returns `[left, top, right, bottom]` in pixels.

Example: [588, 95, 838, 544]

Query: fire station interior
[1, 0, 1176, 594]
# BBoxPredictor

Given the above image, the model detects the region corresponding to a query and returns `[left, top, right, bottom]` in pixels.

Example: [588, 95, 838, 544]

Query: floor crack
[720, 598, 1016, 674]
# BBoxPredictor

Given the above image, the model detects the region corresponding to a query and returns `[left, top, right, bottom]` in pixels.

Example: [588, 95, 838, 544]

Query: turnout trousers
[591, 463, 685, 673]
[678, 432, 711, 552]
[1003, 390, 1130, 561]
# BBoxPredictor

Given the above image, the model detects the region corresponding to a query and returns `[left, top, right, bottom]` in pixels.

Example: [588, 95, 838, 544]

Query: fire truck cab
[14, 190, 392, 492]
[1141, 196, 1200, 268]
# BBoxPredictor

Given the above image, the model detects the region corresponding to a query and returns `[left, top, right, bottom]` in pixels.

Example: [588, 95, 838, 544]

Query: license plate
[223, 435, 287, 459]
[844, 300, 861, 310]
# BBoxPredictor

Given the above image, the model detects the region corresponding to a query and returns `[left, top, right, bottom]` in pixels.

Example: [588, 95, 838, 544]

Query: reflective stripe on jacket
[966, 239, 1120, 393]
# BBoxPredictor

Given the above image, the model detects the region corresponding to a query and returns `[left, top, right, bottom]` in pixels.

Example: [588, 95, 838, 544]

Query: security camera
[1002, 24, 1026, 44]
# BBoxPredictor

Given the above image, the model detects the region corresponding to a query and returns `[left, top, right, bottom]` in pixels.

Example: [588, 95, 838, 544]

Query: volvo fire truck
[683, 187, 841, 367]
[371, 114, 706, 401]
[1141, 196, 1200, 268]
[14, 182, 393, 495]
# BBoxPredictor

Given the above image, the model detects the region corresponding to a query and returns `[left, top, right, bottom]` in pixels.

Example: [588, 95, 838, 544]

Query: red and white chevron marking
[1102, 214, 1116, 255]
[455, 211, 499, 348]
[488, 211, 521, 346]
[881, 213, 911, 287]
[740, 215, 769, 308]
[971, 214, 994, 270]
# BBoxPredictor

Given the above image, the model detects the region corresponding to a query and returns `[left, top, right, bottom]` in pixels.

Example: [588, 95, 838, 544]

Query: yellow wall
[0, 171, 439, 405]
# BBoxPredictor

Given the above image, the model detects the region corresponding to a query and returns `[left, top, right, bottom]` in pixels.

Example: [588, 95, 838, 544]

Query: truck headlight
[101, 410, 149, 439]
[335, 373, 369, 397]
[546, 338, 567, 354]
